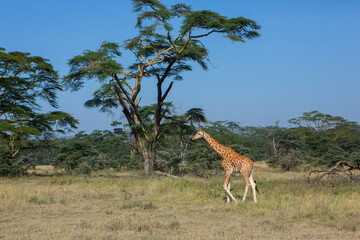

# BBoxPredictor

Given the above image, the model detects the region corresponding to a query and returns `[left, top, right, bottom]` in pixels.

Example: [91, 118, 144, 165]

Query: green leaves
[132, 0, 171, 28]
[0, 48, 60, 109]
[30, 111, 79, 134]
[0, 47, 78, 160]
[185, 108, 207, 129]
[132, 0, 167, 13]
[54, 140, 106, 174]
[63, 42, 123, 91]
[84, 83, 118, 113]
[180, 10, 224, 35]
[170, 4, 192, 16]
[288, 110, 357, 133]
[65, 0, 261, 173]
[180, 10, 260, 42]
[139, 102, 174, 122]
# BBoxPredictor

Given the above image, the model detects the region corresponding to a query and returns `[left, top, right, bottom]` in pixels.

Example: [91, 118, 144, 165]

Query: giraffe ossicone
[192, 126, 259, 203]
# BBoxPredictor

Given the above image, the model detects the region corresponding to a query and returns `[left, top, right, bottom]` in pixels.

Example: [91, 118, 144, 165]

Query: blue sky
[1, 0, 359, 134]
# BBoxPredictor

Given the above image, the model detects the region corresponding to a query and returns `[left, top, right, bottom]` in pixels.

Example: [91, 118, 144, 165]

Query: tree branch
[111, 82, 134, 125]
[308, 160, 360, 183]
[120, 70, 137, 79]
[113, 74, 150, 142]
[161, 81, 174, 102]
[147, 46, 174, 66]
[191, 30, 221, 39]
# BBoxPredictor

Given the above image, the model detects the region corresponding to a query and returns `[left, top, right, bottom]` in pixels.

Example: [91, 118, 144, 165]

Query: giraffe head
[192, 126, 205, 140]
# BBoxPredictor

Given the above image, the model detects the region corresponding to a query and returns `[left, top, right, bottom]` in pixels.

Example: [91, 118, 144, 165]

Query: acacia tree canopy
[0, 47, 78, 161]
[63, 0, 260, 174]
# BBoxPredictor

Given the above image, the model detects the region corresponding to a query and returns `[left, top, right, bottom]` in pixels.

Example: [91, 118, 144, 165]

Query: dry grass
[28, 165, 55, 175]
[1, 162, 359, 240]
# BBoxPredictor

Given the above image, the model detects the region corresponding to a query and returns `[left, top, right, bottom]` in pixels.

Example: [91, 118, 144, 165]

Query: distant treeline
[2, 110, 359, 176]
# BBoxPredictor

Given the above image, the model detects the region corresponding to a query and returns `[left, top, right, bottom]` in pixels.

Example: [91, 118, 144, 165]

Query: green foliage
[0, 147, 37, 176]
[184, 108, 207, 129]
[288, 110, 355, 133]
[16, 137, 61, 165]
[0, 47, 78, 175]
[0, 48, 60, 108]
[74, 130, 133, 169]
[182, 110, 360, 172]
[54, 140, 106, 174]
[185, 141, 221, 170]
[138, 102, 175, 123]
[267, 150, 304, 171]
[0, 150, 19, 176]
[63, 42, 122, 91]
[84, 84, 118, 113]
[206, 121, 244, 146]
[180, 10, 260, 42]
[64, 0, 260, 174]
[3, 106, 359, 174]
[284, 111, 360, 169]
[0, 48, 78, 148]
[17, 128, 137, 173]
[323, 145, 346, 167]
[270, 128, 302, 152]
[348, 151, 360, 165]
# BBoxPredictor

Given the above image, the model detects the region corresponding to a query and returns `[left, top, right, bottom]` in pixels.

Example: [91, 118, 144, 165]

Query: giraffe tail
[250, 166, 260, 195]
[254, 180, 260, 195]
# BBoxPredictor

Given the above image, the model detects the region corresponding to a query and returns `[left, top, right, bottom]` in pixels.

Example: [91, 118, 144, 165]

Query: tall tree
[288, 111, 355, 134]
[185, 108, 207, 129]
[0, 47, 78, 173]
[63, 0, 260, 174]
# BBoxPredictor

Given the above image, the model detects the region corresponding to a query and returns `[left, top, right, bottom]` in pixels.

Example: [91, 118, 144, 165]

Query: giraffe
[192, 126, 259, 203]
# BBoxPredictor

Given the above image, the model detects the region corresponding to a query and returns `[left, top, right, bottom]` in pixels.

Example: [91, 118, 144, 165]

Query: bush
[279, 151, 303, 171]
[349, 151, 360, 165]
[76, 161, 92, 175]
[266, 156, 280, 168]
[0, 150, 36, 176]
[0, 150, 19, 176]
[155, 157, 183, 174]
[185, 142, 221, 170]
[104, 154, 141, 170]
[322, 145, 346, 167]
[266, 150, 303, 171]
[53, 141, 107, 174]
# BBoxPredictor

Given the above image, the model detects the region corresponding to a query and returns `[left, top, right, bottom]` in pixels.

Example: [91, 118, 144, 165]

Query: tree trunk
[144, 152, 156, 175]
[141, 151, 156, 174]
[135, 136, 157, 175]
[135, 142, 149, 174]
[137, 147, 148, 172]
[145, 140, 157, 174]
[272, 138, 278, 156]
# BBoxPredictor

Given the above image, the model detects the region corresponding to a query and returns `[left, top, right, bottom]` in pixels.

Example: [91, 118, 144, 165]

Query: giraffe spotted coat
[192, 126, 258, 203]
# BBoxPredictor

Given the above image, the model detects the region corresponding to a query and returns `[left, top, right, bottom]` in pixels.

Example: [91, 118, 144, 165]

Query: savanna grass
[0, 163, 359, 239]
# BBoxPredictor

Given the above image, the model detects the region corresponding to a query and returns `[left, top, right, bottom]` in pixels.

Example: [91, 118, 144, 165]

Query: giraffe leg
[242, 184, 250, 202]
[242, 176, 251, 202]
[223, 171, 237, 203]
[226, 181, 231, 204]
[249, 176, 258, 203]
[224, 186, 237, 203]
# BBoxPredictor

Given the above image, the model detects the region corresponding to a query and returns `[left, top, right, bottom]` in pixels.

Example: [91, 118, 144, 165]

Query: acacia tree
[288, 111, 356, 133]
[289, 111, 360, 166]
[64, 0, 260, 174]
[185, 108, 207, 129]
[0, 48, 78, 154]
[0, 47, 78, 175]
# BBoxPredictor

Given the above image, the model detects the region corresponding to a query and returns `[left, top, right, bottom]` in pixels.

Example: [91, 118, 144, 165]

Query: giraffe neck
[203, 131, 228, 158]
